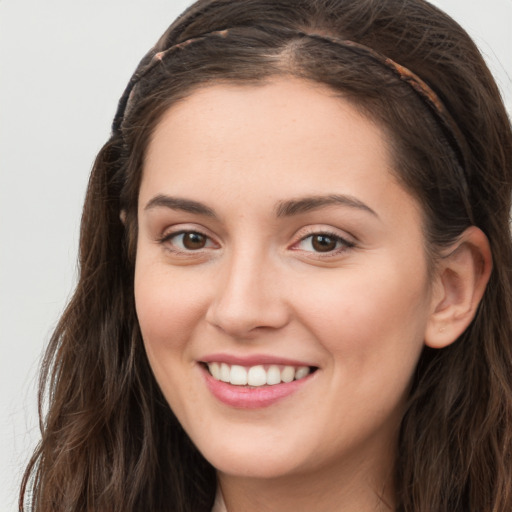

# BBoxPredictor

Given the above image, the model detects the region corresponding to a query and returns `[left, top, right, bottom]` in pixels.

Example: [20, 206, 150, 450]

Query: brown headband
[113, 27, 472, 221]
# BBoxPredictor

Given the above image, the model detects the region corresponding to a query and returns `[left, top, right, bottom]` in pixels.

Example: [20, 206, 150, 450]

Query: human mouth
[200, 357, 317, 409]
[206, 362, 312, 387]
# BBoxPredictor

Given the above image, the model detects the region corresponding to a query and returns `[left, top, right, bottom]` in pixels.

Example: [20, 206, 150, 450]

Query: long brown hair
[20, 1, 512, 510]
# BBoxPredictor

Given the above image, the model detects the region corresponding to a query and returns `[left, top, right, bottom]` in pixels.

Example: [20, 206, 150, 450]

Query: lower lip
[201, 366, 315, 409]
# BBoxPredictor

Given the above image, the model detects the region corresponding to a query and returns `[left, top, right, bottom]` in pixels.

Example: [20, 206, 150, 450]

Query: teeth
[295, 366, 310, 380]
[247, 365, 267, 386]
[209, 362, 220, 380]
[281, 366, 295, 383]
[266, 365, 281, 385]
[220, 363, 230, 382]
[230, 365, 247, 385]
[206, 362, 312, 387]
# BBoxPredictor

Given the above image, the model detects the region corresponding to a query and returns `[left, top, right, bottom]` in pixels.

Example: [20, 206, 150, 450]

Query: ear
[425, 226, 492, 349]
[119, 209, 127, 224]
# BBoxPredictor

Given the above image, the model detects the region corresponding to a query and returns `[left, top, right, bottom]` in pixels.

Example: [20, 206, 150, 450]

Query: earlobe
[425, 226, 492, 349]
[120, 210, 127, 224]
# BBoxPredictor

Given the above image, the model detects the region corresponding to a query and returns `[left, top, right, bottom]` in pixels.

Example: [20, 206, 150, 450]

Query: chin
[193, 434, 309, 479]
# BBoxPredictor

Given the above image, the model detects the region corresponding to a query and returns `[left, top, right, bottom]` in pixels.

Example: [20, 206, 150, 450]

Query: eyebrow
[144, 194, 216, 217]
[275, 194, 378, 218]
[143, 193, 377, 219]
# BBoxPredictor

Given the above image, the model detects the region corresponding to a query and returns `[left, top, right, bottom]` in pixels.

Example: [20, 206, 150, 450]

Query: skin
[134, 78, 449, 511]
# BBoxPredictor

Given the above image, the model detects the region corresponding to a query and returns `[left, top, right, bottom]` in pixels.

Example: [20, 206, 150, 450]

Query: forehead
[140, 77, 419, 223]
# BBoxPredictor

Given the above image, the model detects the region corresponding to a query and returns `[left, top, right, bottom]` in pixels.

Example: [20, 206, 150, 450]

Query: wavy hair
[20, 1, 512, 510]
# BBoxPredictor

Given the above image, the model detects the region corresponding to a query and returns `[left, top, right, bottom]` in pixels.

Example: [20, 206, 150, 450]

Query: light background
[0, 0, 510, 509]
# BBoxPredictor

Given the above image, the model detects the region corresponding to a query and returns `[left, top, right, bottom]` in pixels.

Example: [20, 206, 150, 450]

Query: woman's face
[135, 78, 435, 482]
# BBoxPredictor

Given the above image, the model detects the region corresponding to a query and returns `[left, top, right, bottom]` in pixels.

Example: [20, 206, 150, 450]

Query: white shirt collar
[211, 487, 227, 512]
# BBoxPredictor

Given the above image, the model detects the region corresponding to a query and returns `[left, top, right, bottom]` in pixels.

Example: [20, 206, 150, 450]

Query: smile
[206, 362, 313, 387]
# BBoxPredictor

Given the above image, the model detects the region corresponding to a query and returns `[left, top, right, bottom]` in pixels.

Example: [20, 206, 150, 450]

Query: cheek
[290, 266, 431, 447]
[134, 260, 207, 360]
[293, 260, 431, 370]
[134, 263, 209, 414]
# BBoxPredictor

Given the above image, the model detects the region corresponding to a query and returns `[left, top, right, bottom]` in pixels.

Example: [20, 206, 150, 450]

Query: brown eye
[161, 230, 216, 254]
[311, 234, 338, 252]
[182, 232, 207, 250]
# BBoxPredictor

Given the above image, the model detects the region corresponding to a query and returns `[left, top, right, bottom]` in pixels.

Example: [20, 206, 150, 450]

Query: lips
[199, 356, 318, 408]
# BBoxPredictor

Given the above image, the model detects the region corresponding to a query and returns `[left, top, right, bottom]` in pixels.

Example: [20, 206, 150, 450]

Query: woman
[20, 0, 512, 510]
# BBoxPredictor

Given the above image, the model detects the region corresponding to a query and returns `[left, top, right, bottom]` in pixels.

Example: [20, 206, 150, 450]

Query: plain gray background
[1, 1, 510, 509]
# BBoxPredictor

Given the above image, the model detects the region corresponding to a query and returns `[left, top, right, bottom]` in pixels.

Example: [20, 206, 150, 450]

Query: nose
[205, 249, 290, 338]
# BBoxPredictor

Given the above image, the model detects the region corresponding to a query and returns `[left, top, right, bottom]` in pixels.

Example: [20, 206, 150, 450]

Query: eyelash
[158, 230, 216, 253]
[292, 230, 355, 256]
[158, 228, 355, 257]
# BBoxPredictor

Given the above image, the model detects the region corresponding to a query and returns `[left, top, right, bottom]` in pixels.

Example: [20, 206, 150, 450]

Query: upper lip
[199, 353, 318, 368]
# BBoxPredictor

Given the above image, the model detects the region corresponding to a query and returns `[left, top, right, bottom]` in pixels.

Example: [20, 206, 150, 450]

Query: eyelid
[163, 231, 215, 246]
[158, 224, 220, 252]
[159, 222, 216, 239]
[292, 224, 356, 242]
[289, 226, 356, 255]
